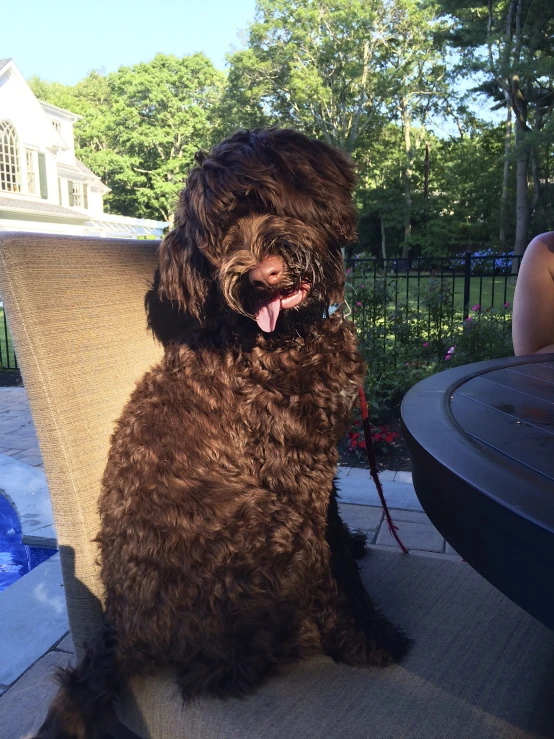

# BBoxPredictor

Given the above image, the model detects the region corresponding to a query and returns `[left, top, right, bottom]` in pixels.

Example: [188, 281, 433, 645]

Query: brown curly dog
[34, 128, 409, 739]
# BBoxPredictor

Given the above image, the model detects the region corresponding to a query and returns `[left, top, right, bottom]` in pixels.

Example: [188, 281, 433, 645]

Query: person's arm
[512, 232, 554, 355]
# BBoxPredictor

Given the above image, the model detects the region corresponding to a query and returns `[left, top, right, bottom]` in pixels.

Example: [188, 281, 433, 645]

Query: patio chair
[0, 230, 552, 739]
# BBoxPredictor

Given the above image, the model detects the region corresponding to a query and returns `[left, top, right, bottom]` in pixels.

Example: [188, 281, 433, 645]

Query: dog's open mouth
[255, 283, 311, 332]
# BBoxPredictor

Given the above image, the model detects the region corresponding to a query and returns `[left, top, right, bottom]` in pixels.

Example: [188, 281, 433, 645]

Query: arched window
[0, 120, 21, 193]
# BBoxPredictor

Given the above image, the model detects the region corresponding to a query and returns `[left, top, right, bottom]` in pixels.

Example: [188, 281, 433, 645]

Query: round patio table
[401, 353, 554, 630]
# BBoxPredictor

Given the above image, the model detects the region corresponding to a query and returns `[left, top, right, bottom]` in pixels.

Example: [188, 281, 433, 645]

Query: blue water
[0, 495, 57, 592]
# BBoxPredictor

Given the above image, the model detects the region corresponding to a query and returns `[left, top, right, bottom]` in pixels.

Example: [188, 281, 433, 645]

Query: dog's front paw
[363, 616, 412, 666]
[325, 617, 411, 668]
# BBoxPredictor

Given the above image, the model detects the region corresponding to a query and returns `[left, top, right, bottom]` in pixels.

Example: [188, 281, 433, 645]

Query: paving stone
[388, 509, 432, 525]
[0, 554, 68, 685]
[22, 523, 57, 548]
[0, 421, 29, 434]
[395, 471, 413, 483]
[7, 429, 37, 442]
[0, 435, 36, 449]
[336, 467, 396, 482]
[376, 520, 444, 552]
[0, 651, 74, 739]
[338, 467, 422, 511]
[338, 503, 383, 531]
[0, 455, 55, 542]
[16, 445, 41, 456]
[336, 466, 352, 481]
[55, 632, 74, 654]
[13, 453, 43, 467]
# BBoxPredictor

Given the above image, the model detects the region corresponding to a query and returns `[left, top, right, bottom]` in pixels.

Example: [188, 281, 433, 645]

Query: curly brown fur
[33, 127, 409, 739]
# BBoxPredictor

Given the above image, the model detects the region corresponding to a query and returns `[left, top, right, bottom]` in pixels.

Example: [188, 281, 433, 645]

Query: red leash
[358, 386, 408, 554]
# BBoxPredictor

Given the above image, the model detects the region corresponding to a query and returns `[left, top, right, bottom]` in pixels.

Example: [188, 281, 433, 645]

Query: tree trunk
[380, 213, 386, 260]
[401, 99, 412, 261]
[499, 104, 512, 250]
[514, 119, 530, 260]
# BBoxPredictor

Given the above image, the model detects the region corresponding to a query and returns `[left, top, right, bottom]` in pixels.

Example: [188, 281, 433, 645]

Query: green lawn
[348, 273, 516, 314]
[452, 275, 515, 311]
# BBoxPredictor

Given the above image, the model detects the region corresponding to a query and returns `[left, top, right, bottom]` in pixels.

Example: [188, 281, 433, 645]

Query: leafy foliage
[30, 54, 225, 222]
[27, 0, 553, 255]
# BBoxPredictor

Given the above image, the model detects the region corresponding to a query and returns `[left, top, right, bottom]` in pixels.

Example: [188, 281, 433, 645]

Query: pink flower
[360, 284, 365, 288]
[356, 301, 362, 307]
[472, 304, 481, 312]
[346, 268, 352, 274]
[445, 345, 456, 361]
[504, 302, 510, 308]
[423, 341, 430, 347]
[465, 316, 473, 323]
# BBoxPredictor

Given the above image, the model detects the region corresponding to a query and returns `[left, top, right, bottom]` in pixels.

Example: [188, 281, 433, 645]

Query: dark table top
[401, 353, 554, 630]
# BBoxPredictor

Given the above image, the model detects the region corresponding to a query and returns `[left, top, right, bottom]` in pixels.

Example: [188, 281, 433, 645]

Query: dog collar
[325, 301, 350, 319]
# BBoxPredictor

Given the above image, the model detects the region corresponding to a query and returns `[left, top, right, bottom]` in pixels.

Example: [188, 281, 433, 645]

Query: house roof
[39, 100, 82, 122]
[0, 195, 89, 221]
[74, 159, 102, 181]
[0, 59, 12, 72]
[56, 160, 109, 193]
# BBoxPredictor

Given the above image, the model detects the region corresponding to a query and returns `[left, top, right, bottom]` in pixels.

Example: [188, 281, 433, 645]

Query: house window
[0, 120, 21, 193]
[26, 150, 37, 194]
[72, 181, 82, 207]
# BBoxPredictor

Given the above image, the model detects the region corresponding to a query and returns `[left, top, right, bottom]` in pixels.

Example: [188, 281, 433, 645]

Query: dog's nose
[248, 256, 284, 288]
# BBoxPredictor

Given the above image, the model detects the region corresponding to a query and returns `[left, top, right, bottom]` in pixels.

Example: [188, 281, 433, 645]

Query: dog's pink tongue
[256, 296, 281, 332]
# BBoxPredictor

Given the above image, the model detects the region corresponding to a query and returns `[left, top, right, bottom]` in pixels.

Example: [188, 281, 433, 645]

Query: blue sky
[6, 0, 256, 84]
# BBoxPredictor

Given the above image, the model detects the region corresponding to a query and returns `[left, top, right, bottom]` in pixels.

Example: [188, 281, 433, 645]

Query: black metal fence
[344, 251, 522, 375]
[0, 252, 521, 372]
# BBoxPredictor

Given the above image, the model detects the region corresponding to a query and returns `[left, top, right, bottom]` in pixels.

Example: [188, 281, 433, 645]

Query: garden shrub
[347, 273, 513, 420]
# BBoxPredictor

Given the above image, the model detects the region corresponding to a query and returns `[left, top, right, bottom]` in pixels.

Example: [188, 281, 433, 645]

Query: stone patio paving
[0, 387, 460, 738]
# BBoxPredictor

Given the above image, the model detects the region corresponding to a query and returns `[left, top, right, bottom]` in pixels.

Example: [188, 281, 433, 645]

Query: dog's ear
[157, 227, 213, 323]
[310, 140, 358, 243]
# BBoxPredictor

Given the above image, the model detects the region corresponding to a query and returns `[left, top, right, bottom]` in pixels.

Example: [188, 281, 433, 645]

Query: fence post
[463, 251, 472, 319]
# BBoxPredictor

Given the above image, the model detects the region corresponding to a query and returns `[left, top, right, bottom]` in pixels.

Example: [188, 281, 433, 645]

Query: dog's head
[157, 128, 357, 337]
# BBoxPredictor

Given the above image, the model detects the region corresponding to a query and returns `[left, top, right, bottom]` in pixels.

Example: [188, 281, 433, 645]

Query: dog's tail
[30, 624, 120, 739]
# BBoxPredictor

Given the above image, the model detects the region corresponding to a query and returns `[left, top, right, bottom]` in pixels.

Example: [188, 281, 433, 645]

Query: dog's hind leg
[316, 487, 411, 667]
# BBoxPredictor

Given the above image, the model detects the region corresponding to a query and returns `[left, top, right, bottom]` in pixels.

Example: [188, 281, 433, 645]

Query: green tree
[436, 0, 554, 257]
[106, 54, 225, 222]
[31, 54, 225, 223]
[381, 0, 452, 259]
[226, 0, 400, 153]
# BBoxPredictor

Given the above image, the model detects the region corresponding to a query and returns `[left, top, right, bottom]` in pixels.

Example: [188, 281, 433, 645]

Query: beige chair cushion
[118, 548, 554, 739]
[0, 232, 163, 657]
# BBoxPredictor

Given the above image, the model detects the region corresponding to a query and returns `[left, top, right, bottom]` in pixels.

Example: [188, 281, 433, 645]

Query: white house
[0, 59, 166, 238]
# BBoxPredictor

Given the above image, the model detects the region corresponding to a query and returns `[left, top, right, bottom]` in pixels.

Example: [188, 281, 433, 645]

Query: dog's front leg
[313, 486, 410, 667]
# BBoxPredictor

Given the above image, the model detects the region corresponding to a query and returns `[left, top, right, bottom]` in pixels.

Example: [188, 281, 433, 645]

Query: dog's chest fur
[99, 317, 365, 637]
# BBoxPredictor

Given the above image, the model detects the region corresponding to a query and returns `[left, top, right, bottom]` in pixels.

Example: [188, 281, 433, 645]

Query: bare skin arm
[512, 232, 554, 355]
